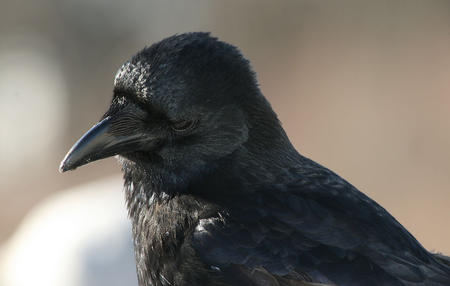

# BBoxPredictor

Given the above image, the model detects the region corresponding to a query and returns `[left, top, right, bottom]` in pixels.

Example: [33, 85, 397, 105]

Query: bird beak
[59, 116, 144, 173]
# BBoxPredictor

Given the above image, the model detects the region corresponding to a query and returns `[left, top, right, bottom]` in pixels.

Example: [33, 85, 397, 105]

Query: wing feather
[191, 164, 450, 285]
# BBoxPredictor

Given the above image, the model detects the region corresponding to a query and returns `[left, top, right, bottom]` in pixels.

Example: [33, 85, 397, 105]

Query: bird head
[60, 33, 289, 192]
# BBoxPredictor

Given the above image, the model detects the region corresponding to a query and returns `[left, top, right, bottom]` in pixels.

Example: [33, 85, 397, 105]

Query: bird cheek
[140, 136, 165, 153]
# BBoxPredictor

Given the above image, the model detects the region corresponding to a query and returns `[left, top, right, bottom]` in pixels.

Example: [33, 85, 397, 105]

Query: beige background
[1, 0, 449, 258]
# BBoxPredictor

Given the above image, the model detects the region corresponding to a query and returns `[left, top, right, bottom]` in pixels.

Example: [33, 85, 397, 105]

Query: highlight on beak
[59, 117, 112, 173]
[59, 116, 145, 173]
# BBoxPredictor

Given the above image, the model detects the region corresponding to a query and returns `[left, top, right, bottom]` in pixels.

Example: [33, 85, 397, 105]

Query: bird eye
[171, 120, 196, 132]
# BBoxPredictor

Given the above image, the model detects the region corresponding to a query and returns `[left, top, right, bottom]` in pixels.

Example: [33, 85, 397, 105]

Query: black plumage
[60, 32, 450, 286]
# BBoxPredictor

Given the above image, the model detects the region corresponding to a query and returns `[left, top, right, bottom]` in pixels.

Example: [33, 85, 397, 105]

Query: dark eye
[171, 120, 196, 132]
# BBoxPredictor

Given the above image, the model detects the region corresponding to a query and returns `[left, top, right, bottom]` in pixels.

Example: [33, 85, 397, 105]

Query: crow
[60, 32, 450, 286]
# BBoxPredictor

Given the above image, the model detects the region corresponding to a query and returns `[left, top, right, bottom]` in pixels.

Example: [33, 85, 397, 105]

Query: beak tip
[59, 153, 75, 173]
[59, 160, 68, 173]
[59, 116, 121, 174]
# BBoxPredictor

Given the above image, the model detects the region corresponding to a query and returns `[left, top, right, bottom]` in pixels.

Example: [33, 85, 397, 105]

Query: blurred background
[1, 0, 449, 285]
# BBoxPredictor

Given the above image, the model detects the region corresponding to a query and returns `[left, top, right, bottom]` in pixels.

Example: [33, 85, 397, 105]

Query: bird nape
[60, 32, 450, 286]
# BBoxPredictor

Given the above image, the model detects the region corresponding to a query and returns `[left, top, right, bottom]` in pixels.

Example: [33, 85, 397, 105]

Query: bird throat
[121, 158, 220, 286]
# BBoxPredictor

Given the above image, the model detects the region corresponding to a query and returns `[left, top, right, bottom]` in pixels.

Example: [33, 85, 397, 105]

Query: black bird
[60, 33, 450, 286]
